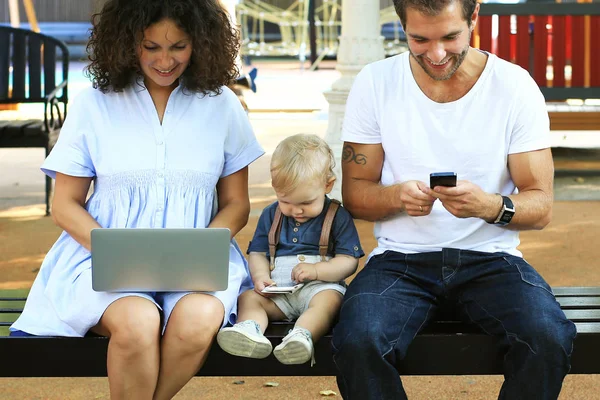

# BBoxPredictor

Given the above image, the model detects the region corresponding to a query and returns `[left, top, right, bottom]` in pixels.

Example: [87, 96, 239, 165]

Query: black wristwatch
[490, 195, 515, 226]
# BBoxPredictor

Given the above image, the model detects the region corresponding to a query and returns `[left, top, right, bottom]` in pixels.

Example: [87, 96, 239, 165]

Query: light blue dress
[11, 80, 264, 337]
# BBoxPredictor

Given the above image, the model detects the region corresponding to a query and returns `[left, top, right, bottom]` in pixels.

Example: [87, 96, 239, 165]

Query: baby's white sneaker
[273, 327, 315, 366]
[217, 320, 272, 359]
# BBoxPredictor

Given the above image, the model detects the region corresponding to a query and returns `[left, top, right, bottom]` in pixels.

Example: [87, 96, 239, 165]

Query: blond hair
[270, 134, 336, 194]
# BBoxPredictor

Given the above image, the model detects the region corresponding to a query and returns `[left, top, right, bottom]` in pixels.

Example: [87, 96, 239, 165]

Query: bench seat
[1, 287, 599, 378]
[547, 104, 600, 131]
[0, 119, 48, 148]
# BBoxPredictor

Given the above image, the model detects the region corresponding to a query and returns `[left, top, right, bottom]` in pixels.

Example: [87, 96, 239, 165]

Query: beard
[408, 32, 471, 81]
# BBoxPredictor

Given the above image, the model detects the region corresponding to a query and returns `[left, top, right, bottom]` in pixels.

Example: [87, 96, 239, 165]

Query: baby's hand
[291, 263, 318, 283]
[253, 275, 276, 297]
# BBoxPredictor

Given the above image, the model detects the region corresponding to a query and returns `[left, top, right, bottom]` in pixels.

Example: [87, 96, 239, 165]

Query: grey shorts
[270, 254, 346, 320]
[271, 280, 346, 320]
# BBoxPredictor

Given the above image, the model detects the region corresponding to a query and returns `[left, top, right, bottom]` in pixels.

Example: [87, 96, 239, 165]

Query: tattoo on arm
[342, 145, 367, 165]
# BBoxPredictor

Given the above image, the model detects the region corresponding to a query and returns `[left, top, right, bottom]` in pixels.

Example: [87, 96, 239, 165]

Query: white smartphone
[261, 283, 305, 294]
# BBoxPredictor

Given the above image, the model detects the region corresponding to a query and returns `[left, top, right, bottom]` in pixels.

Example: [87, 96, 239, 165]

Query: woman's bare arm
[51, 173, 100, 251]
[209, 167, 251, 238]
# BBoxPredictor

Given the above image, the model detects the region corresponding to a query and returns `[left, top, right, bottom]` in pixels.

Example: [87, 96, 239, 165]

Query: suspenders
[267, 199, 341, 270]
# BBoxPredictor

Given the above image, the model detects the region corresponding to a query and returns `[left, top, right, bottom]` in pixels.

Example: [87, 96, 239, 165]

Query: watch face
[500, 211, 514, 224]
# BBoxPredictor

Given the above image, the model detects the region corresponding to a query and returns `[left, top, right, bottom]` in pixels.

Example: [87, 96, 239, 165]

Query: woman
[10, 0, 264, 398]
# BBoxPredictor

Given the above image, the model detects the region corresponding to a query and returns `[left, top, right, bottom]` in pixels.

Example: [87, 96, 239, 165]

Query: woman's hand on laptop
[253, 275, 276, 297]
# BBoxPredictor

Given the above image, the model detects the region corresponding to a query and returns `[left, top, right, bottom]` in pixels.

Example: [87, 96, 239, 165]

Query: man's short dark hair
[393, 0, 478, 28]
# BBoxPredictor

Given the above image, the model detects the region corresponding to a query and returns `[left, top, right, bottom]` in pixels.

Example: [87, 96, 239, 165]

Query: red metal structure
[473, 3, 600, 101]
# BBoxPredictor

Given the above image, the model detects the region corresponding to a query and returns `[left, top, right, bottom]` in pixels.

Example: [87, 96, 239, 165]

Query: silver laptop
[91, 228, 230, 292]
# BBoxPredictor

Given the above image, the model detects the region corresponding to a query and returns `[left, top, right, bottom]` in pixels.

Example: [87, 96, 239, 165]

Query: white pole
[324, 0, 384, 201]
[9, 0, 21, 27]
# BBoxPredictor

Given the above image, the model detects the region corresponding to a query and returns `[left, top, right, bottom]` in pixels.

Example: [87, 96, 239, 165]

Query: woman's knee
[103, 298, 161, 353]
[167, 294, 224, 349]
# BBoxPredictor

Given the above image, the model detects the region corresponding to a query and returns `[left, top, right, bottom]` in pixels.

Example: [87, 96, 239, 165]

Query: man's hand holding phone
[397, 180, 436, 216]
[427, 173, 498, 220]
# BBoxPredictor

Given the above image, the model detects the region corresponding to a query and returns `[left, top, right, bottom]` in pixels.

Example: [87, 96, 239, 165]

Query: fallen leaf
[232, 380, 245, 385]
[575, 177, 585, 184]
[320, 390, 337, 396]
[263, 381, 280, 387]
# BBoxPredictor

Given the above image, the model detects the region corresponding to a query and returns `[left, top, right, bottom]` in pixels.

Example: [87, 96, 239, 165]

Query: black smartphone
[430, 172, 457, 188]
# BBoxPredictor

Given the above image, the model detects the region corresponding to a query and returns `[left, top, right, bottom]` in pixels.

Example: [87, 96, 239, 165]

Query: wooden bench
[0, 25, 69, 216]
[1, 287, 599, 377]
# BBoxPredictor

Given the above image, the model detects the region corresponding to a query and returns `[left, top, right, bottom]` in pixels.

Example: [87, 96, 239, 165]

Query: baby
[217, 133, 364, 365]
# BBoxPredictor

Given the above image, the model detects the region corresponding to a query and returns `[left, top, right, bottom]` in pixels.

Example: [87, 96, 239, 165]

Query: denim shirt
[247, 196, 364, 259]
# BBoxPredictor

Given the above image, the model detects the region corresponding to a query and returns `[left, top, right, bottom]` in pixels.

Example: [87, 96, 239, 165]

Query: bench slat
[563, 309, 600, 322]
[28, 34, 42, 99]
[12, 31, 26, 99]
[554, 287, 600, 296]
[556, 297, 600, 309]
[548, 111, 600, 131]
[0, 29, 9, 99]
[572, 322, 600, 334]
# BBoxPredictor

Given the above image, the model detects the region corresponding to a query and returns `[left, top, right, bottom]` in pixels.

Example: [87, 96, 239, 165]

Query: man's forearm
[342, 178, 404, 221]
[502, 148, 554, 230]
[504, 190, 553, 230]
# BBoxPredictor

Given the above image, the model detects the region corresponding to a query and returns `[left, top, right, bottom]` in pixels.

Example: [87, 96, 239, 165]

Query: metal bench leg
[45, 145, 51, 216]
[45, 175, 51, 216]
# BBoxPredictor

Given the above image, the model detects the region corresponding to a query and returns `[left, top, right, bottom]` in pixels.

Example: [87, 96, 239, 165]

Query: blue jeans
[331, 249, 577, 400]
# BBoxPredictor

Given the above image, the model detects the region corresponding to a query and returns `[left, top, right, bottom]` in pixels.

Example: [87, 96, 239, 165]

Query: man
[332, 0, 577, 399]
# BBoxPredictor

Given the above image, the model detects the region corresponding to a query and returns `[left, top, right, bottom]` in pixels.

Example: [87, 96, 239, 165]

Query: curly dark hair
[85, 0, 240, 95]
[393, 0, 477, 28]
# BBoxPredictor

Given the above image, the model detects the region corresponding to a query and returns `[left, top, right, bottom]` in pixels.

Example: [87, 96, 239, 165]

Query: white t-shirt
[341, 52, 550, 257]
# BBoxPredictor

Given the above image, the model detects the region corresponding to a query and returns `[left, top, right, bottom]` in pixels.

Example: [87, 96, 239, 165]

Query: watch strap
[492, 195, 515, 225]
